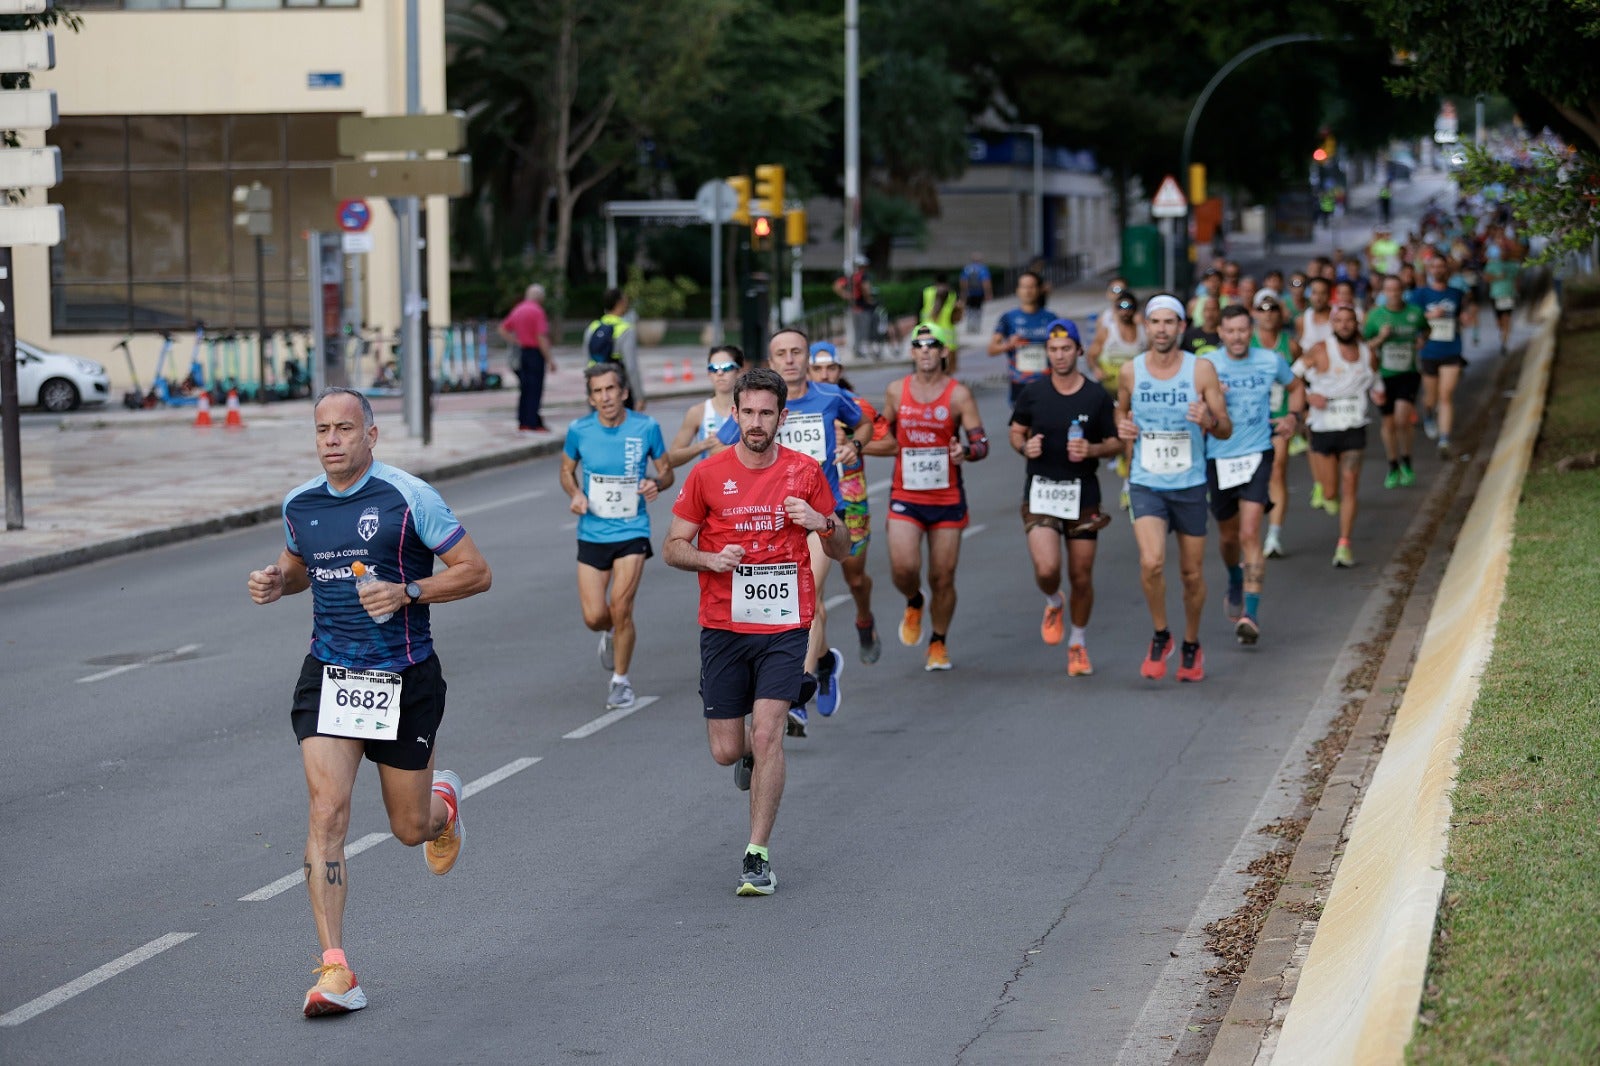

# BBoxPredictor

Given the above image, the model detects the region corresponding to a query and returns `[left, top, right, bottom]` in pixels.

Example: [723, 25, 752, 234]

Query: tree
[447, 0, 731, 306]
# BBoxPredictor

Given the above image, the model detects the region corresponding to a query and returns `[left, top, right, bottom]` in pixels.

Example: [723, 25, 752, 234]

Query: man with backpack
[585, 288, 645, 411]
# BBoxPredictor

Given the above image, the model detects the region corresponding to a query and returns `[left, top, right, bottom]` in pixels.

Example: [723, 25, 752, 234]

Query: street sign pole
[711, 212, 723, 345]
[402, 0, 424, 441]
[1, 249, 20, 530]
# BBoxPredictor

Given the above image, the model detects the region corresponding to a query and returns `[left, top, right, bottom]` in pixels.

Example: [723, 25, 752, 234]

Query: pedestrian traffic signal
[727, 175, 751, 225]
[784, 208, 806, 247]
[1313, 148, 1329, 163]
[751, 215, 773, 250]
[754, 163, 784, 218]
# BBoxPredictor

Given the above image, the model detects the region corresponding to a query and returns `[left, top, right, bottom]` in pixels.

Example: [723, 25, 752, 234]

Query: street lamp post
[1177, 33, 1326, 292]
[843, 0, 861, 358]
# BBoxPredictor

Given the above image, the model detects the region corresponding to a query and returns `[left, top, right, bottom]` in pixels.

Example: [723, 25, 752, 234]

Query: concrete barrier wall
[1272, 291, 1561, 1064]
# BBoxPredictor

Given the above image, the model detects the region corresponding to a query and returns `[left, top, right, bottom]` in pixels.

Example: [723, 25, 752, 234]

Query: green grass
[1409, 324, 1600, 1065]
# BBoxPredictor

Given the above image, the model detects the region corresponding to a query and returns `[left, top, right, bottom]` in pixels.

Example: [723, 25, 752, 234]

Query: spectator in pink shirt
[499, 284, 555, 432]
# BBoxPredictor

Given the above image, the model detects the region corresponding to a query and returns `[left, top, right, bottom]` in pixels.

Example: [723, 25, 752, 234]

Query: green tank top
[1253, 330, 1292, 417]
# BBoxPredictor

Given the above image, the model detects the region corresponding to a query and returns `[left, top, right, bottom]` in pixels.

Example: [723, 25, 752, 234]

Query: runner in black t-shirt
[1008, 319, 1121, 677]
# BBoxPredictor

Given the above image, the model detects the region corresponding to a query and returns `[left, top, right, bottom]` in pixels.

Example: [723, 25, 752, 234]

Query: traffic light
[1187, 163, 1206, 206]
[727, 175, 750, 224]
[233, 182, 273, 236]
[754, 163, 785, 218]
[784, 207, 807, 247]
[751, 214, 773, 250]
[1312, 147, 1329, 163]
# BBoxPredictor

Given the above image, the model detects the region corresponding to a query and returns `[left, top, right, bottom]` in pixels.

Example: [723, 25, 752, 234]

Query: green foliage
[1457, 145, 1600, 262]
[1365, 0, 1600, 153]
[622, 266, 699, 319]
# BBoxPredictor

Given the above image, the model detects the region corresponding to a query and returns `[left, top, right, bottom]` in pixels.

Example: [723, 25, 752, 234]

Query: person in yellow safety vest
[920, 273, 964, 373]
[584, 287, 645, 411]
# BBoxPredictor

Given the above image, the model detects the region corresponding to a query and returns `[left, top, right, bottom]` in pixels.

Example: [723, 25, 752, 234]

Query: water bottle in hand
[351, 561, 393, 624]
[1068, 420, 1084, 457]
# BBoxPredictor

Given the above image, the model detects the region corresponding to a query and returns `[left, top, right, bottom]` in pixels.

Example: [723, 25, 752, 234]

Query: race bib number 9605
[731, 563, 800, 626]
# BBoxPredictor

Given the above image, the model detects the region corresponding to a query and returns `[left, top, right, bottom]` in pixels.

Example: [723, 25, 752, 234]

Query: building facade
[19, 0, 451, 387]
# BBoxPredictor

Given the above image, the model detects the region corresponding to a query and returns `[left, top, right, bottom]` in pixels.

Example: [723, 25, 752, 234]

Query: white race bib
[901, 446, 950, 491]
[1140, 430, 1192, 475]
[1380, 341, 1415, 373]
[1322, 395, 1366, 431]
[775, 413, 827, 463]
[1014, 345, 1048, 374]
[317, 666, 403, 740]
[587, 474, 639, 519]
[1427, 317, 1457, 344]
[1029, 476, 1081, 520]
[1215, 452, 1262, 491]
[731, 563, 801, 627]
[1494, 296, 1516, 312]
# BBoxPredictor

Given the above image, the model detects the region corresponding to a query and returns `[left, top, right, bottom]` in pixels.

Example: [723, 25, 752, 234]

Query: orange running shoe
[425, 769, 464, 875]
[1140, 631, 1173, 680]
[303, 962, 367, 1017]
[924, 639, 952, 671]
[1067, 643, 1093, 677]
[1040, 602, 1065, 645]
[899, 600, 925, 646]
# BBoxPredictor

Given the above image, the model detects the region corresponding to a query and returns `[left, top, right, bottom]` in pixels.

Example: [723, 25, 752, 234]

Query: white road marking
[563, 696, 660, 740]
[461, 755, 542, 798]
[824, 593, 852, 609]
[961, 523, 988, 539]
[559, 520, 578, 531]
[454, 489, 546, 516]
[76, 644, 203, 684]
[0, 932, 197, 1028]
[239, 758, 541, 903]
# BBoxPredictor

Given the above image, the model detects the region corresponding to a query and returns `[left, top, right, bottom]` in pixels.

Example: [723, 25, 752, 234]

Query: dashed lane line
[237, 757, 542, 903]
[0, 933, 197, 1028]
[77, 644, 203, 684]
[454, 489, 547, 517]
[563, 696, 660, 740]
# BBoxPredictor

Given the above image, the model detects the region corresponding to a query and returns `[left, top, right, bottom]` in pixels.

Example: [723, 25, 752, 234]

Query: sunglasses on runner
[707, 362, 739, 372]
[910, 338, 943, 350]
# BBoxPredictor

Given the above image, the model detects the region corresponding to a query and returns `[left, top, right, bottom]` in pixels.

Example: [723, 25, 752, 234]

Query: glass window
[53, 113, 352, 333]
[128, 116, 184, 167]
[129, 172, 187, 280]
[229, 115, 283, 164]
[51, 116, 125, 167]
[287, 113, 339, 162]
[187, 116, 227, 166]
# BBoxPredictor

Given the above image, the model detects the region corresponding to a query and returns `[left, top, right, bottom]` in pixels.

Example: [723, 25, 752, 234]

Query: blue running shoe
[816, 648, 843, 716]
[786, 704, 808, 737]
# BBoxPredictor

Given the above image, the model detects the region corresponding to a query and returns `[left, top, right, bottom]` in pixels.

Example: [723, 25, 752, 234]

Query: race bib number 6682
[317, 665, 402, 740]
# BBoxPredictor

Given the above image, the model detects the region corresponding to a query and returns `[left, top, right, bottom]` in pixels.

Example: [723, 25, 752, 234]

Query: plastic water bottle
[351, 561, 393, 624]
[1068, 421, 1084, 452]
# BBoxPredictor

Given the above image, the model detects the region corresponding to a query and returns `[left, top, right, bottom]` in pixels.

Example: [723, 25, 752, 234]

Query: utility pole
[843, 0, 860, 357]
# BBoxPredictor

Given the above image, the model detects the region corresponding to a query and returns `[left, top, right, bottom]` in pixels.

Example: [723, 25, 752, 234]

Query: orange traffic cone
[681, 359, 693, 381]
[663, 360, 678, 385]
[193, 392, 213, 428]
[224, 388, 244, 429]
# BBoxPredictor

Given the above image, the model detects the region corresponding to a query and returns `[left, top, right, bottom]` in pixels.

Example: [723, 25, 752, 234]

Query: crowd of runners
[243, 194, 1520, 1015]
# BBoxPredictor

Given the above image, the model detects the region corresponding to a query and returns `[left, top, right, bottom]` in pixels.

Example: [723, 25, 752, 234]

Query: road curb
[0, 437, 566, 586]
[1203, 304, 1551, 1065]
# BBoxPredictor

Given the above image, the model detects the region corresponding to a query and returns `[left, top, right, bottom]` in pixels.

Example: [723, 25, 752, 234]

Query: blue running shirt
[283, 460, 466, 672]
[1203, 347, 1295, 458]
[993, 306, 1059, 386]
[1408, 285, 1466, 360]
[564, 409, 668, 543]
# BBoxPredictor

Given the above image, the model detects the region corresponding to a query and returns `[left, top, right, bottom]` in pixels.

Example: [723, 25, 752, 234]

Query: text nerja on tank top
[1130, 352, 1207, 491]
[891, 376, 963, 505]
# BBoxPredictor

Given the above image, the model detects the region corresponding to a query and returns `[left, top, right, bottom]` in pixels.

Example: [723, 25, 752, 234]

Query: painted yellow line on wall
[1274, 295, 1561, 1064]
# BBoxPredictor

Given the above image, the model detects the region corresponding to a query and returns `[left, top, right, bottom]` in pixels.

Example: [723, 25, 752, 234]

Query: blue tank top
[1130, 352, 1207, 490]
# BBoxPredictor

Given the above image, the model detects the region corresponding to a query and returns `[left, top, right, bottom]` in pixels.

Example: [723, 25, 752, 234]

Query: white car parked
[15, 340, 111, 412]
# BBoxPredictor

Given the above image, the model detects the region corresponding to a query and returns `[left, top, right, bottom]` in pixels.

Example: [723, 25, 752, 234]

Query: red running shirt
[890, 376, 964, 506]
[672, 445, 836, 633]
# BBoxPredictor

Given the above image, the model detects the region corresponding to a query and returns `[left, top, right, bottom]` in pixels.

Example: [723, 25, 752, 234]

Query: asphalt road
[0, 175, 1518, 1065]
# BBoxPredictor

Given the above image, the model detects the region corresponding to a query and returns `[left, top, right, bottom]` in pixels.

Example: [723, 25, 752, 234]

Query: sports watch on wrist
[405, 581, 423, 605]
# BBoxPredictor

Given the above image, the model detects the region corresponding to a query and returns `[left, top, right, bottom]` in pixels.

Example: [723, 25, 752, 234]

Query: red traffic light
[752, 216, 773, 238]
[1312, 148, 1328, 162]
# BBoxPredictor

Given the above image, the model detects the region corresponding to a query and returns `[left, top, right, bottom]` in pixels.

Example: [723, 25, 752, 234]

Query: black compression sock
[931, 632, 947, 645]
[907, 592, 925, 610]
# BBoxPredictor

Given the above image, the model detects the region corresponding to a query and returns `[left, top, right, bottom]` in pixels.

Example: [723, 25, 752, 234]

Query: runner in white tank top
[666, 345, 742, 469]
[1301, 305, 1376, 568]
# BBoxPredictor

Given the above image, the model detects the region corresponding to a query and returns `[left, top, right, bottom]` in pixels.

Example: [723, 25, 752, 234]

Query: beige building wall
[17, 2, 451, 388]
